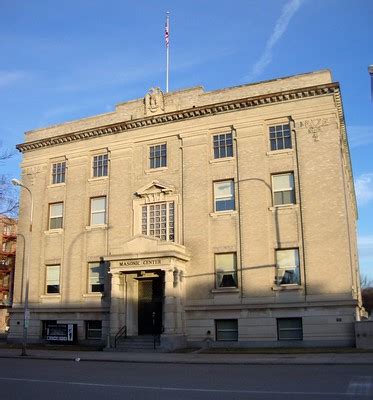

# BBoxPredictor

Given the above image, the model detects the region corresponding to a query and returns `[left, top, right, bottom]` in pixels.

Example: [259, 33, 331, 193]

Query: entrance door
[138, 277, 163, 335]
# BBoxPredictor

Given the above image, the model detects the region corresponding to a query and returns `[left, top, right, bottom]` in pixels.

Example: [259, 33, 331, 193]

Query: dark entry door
[138, 277, 163, 335]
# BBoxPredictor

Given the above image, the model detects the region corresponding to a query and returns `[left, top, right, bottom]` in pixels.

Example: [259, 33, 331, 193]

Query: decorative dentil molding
[16, 83, 339, 153]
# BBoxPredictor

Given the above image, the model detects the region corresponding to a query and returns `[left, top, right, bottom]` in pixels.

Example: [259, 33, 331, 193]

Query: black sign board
[46, 324, 76, 343]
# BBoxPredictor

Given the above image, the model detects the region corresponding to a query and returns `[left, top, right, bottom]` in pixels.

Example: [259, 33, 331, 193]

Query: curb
[1, 354, 373, 366]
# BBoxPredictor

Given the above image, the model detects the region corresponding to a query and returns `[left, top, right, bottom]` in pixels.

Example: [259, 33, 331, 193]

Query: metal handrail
[114, 325, 127, 348]
[153, 325, 164, 350]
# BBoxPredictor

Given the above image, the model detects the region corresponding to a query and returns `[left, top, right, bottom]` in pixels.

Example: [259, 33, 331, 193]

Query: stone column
[163, 268, 177, 335]
[162, 266, 186, 350]
[109, 272, 122, 341]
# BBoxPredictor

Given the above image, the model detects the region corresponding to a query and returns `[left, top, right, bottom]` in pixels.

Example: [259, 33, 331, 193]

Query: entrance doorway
[138, 275, 163, 335]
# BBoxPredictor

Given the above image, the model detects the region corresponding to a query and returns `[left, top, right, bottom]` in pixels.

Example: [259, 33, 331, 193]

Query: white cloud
[348, 125, 373, 148]
[355, 173, 373, 206]
[359, 235, 373, 249]
[0, 71, 25, 87]
[358, 235, 373, 275]
[247, 0, 304, 80]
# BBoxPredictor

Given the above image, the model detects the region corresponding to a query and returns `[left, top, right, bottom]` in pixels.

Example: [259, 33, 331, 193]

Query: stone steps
[115, 335, 160, 352]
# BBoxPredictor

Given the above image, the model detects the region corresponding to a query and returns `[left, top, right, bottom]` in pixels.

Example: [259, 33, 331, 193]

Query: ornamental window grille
[141, 202, 174, 241]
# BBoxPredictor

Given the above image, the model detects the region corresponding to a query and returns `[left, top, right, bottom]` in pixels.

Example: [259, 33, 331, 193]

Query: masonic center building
[10, 70, 362, 348]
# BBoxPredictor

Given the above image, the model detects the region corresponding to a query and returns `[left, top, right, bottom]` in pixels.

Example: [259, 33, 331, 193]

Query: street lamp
[11, 178, 33, 356]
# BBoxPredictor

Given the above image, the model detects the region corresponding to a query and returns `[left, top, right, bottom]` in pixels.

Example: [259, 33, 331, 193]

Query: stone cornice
[333, 87, 358, 216]
[16, 82, 339, 153]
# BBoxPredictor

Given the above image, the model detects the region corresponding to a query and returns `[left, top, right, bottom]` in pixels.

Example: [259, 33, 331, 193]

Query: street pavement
[1, 357, 373, 399]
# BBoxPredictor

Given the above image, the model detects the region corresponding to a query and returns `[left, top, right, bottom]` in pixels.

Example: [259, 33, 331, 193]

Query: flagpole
[165, 11, 170, 93]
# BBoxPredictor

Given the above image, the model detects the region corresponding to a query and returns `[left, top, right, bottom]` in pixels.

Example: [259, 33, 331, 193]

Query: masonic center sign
[119, 258, 162, 267]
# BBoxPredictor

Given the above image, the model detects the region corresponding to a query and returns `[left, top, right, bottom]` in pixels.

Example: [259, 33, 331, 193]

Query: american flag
[165, 14, 169, 48]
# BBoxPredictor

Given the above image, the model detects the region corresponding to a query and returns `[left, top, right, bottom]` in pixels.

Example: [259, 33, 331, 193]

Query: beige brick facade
[9, 70, 361, 348]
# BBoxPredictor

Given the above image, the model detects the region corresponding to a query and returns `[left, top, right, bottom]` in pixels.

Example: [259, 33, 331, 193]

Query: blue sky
[1, 0, 373, 279]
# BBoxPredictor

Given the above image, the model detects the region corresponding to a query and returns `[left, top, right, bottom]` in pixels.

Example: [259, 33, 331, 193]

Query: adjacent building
[9, 70, 362, 348]
[0, 216, 17, 332]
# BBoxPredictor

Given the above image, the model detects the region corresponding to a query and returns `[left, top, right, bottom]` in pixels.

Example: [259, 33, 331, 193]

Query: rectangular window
[276, 248, 300, 285]
[141, 202, 174, 241]
[49, 203, 63, 229]
[215, 319, 238, 341]
[277, 318, 303, 340]
[213, 133, 233, 159]
[90, 197, 106, 225]
[88, 262, 105, 293]
[149, 144, 167, 169]
[215, 253, 237, 288]
[86, 320, 102, 339]
[92, 154, 108, 177]
[52, 161, 66, 184]
[2, 242, 12, 253]
[3, 224, 14, 236]
[269, 124, 291, 151]
[46, 265, 60, 294]
[214, 180, 235, 212]
[272, 173, 295, 206]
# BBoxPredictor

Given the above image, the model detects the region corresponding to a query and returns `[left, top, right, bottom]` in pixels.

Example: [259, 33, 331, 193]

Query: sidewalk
[0, 347, 373, 365]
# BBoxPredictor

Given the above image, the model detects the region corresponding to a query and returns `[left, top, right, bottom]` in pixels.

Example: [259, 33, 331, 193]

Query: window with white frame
[276, 248, 300, 285]
[215, 319, 238, 341]
[52, 161, 66, 184]
[277, 318, 303, 340]
[92, 154, 108, 177]
[272, 172, 295, 206]
[85, 320, 102, 339]
[214, 180, 235, 212]
[269, 124, 291, 151]
[90, 197, 106, 225]
[88, 262, 105, 293]
[49, 203, 63, 229]
[46, 265, 60, 294]
[215, 253, 237, 288]
[141, 202, 174, 241]
[149, 144, 167, 169]
[3, 224, 13, 235]
[213, 133, 233, 159]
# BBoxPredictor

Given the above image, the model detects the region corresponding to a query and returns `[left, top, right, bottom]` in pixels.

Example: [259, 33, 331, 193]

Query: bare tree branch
[0, 144, 18, 217]
[360, 274, 373, 289]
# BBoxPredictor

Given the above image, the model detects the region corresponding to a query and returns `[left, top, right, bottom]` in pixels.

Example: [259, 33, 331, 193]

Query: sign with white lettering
[47, 324, 75, 342]
[24, 309, 30, 328]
